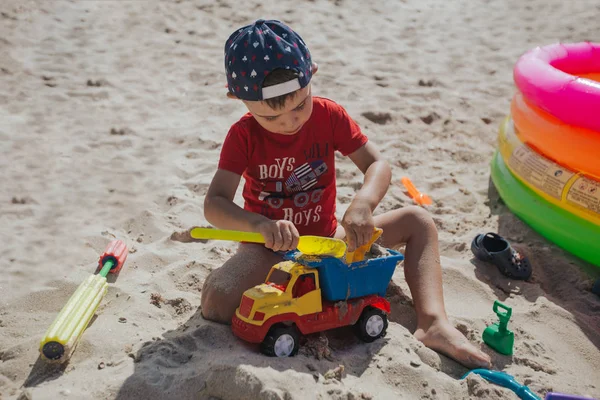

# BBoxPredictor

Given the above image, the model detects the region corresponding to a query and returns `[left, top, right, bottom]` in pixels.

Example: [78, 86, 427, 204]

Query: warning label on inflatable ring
[567, 177, 600, 214]
[500, 116, 600, 221]
[508, 146, 574, 200]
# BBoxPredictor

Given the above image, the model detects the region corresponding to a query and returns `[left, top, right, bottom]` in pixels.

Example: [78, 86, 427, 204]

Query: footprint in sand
[420, 112, 442, 125]
[362, 111, 392, 125]
[87, 78, 109, 87]
[418, 79, 442, 87]
[110, 127, 134, 136]
[11, 196, 36, 204]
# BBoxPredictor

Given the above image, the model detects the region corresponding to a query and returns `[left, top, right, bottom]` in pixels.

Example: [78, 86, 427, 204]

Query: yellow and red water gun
[40, 240, 128, 363]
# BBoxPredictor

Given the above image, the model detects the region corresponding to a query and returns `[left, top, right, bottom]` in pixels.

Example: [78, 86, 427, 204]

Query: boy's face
[242, 85, 313, 135]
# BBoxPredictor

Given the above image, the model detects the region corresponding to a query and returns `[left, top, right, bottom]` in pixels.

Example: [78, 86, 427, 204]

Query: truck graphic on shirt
[259, 160, 328, 209]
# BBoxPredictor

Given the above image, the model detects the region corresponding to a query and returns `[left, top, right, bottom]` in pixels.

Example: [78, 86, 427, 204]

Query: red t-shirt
[218, 97, 368, 237]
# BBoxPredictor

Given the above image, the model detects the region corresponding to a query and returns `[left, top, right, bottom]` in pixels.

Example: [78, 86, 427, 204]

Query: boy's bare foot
[414, 318, 491, 369]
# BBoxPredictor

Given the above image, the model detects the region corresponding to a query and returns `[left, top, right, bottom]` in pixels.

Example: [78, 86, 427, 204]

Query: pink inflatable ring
[513, 42, 600, 133]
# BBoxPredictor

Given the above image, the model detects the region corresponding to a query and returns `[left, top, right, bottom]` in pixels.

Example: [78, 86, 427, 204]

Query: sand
[1, 0, 599, 399]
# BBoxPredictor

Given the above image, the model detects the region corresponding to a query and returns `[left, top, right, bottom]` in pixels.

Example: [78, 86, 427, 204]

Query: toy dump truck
[231, 239, 404, 357]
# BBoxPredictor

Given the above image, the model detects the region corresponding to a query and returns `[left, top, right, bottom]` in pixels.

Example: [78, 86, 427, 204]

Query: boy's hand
[255, 219, 300, 252]
[341, 200, 375, 252]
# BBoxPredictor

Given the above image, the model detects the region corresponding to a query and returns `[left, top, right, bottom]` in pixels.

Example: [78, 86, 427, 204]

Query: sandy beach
[1, 0, 599, 399]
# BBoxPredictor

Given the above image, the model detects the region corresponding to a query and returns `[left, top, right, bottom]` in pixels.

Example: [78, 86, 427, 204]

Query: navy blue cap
[224, 19, 312, 101]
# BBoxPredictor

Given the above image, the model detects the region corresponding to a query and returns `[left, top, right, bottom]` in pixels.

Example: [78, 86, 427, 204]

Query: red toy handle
[98, 240, 128, 274]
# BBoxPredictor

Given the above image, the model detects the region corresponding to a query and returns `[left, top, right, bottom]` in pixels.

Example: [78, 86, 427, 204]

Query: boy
[199, 19, 490, 369]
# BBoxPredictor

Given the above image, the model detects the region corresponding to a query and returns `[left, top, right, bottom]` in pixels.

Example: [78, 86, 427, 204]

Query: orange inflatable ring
[511, 92, 600, 180]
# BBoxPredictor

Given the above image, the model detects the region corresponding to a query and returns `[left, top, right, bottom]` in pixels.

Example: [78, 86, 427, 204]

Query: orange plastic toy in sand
[400, 177, 432, 206]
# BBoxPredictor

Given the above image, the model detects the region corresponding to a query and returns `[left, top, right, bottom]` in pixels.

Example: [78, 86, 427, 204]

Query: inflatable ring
[511, 92, 600, 179]
[513, 42, 600, 132]
[498, 117, 600, 226]
[491, 151, 600, 267]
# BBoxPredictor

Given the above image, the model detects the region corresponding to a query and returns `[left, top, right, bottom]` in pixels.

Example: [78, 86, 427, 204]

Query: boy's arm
[203, 169, 300, 251]
[342, 142, 392, 251]
[204, 169, 268, 231]
[348, 142, 392, 210]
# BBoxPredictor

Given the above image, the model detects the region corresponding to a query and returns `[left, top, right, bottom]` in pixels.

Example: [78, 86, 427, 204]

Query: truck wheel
[355, 307, 388, 343]
[260, 325, 300, 357]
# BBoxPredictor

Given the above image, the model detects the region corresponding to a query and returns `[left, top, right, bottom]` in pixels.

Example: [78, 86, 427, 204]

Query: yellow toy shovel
[190, 227, 347, 258]
[345, 228, 383, 263]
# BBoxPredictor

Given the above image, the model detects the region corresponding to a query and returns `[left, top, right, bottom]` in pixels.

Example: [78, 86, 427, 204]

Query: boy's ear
[226, 92, 238, 99]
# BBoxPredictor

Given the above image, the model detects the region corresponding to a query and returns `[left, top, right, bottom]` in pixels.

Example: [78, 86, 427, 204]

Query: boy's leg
[201, 243, 284, 324]
[336, 205, 491, 369]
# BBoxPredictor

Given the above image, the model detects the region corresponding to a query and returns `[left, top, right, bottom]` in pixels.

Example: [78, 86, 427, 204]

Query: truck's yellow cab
[236, 261, 323, 326]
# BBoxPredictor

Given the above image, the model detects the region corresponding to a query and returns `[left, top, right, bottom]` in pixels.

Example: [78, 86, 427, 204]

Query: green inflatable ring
[491, 151, 600, 267]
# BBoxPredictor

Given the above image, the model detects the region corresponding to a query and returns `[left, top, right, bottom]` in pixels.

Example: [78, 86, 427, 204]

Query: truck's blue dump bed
[284, 250, 404, 301]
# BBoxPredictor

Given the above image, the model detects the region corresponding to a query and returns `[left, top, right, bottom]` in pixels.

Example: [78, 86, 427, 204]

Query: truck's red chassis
[232, 295, 390, 343]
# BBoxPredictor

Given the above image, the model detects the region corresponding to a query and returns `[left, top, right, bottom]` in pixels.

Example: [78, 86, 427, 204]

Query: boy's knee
[404, 205, 436, 231]
[200, 271, 240, 324]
